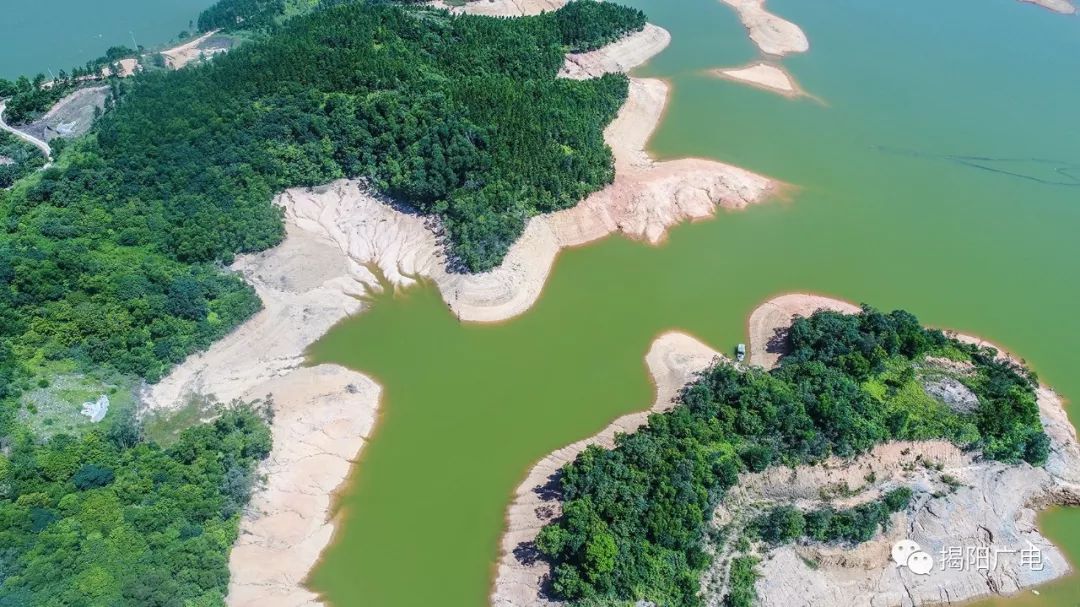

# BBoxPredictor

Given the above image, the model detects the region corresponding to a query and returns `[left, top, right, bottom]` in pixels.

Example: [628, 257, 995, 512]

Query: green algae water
[0, 0, 213, 80]
[308, 0, 1080, 605]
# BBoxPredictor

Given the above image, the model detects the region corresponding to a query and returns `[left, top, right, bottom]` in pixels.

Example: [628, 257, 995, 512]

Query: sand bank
[227, 364, 380, 607]
[746, 293, 860, 369]
[1021, 0, 1077, 14]
[719, 0, 809, 57]
[492, 332, 722, 607]
[712, 62, 804, 98]
[739, 294, 1080, 607]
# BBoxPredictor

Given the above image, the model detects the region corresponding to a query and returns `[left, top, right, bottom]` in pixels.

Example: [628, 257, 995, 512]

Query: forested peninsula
[532, 306, 1052, 607]
[0, 0, 652, 604]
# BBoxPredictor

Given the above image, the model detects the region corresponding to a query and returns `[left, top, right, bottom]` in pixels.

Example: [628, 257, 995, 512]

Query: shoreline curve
[492, 293, 1080, 607]
[139, 7, 781, 606]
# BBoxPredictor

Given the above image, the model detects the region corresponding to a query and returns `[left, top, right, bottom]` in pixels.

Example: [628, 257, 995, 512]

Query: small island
[495, 295, 1080, 607]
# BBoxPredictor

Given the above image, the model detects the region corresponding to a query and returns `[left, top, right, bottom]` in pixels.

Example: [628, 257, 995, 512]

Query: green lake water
[307, 0, 1080, 605]
[0, 0, 213, 80]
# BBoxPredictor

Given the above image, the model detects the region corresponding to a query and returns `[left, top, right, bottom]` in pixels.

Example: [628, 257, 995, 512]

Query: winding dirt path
[0, 100, 52, 163]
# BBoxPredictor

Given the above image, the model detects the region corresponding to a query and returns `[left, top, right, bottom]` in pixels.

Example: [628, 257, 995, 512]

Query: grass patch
[142, 395, 223, 446]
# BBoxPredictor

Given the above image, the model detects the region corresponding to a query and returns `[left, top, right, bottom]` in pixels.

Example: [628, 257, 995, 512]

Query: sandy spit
[1020, 0, 1077, 14]
[712, 61, 804, 98]
[491, 332, 723, 607]
[138, 13, 778, 607]
[741, 294, 1080, 607]
[719, 0, 809, 57]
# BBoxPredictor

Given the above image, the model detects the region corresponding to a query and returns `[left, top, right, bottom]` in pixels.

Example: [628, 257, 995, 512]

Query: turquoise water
[0, 0, 214, 80]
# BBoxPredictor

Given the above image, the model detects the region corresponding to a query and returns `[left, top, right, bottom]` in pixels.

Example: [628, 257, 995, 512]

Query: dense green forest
[0, 133, 45, 188]
[0, 408, 271, 605]
[0, 0, 644, 387]
[0, 2, 650, 605]
[198, 0, 288, 32]
[536, 307, 1048, 607]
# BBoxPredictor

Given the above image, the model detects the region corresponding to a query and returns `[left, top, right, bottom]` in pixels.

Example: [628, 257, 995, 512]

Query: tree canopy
[536, 306, 1048, 606]
[0, 1, 645, 385]
[0, 408, 271, 605]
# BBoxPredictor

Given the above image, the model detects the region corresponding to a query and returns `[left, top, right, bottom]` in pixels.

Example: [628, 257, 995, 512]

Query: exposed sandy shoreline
[1021, 0, 1077, 14]
[743, 294, 1080, 607]
[719, 0, 809, 57]
[138, 10, 780, 606]
[143, 223, 374, 607]
[492, 332, 723, 607]
[712, 62, 805, 99]
[274, 26, 777, 324]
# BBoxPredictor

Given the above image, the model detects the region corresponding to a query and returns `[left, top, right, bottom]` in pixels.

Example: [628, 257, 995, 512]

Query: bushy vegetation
[536, 306, 1047, 606]
[0, 408, 271, 605]
[0, 132, 45, 188]
[755, 487, 913, 545]
[0, 1, 644, 387]
[723, 556, 759, 607]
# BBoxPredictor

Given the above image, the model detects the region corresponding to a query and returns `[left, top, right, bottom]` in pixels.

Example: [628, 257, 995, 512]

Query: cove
[0, 0, 214, 80]
[307, 0, 1080, 605]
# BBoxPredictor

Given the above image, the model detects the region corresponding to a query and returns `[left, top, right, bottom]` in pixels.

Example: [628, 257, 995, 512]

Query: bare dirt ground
[161, 30, 233, 70]
[17, 86, 108, 143]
